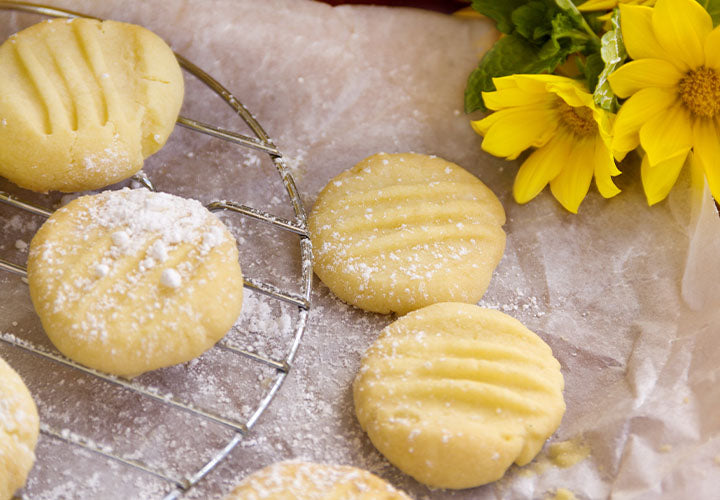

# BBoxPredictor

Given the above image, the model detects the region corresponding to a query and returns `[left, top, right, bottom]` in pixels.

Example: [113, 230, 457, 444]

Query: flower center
[556, 99, 596, 136]
[679, 66, 720, 118]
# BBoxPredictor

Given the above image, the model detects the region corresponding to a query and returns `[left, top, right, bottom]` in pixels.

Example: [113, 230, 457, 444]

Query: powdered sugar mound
[149, 240, 169, 263]
[84, 188, 222, 259]
[94, 264, 110, 278]
[160, 268, 182, 289]
[34, 188, 229, 289]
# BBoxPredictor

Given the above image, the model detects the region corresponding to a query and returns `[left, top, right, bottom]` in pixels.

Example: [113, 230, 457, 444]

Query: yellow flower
[609, 0, 720, 205]
[577, 0, 656, 11]
[471, 74, 620, 214]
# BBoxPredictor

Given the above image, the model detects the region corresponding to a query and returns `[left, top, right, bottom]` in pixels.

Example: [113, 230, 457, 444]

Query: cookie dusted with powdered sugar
[0, 357, 39, 500]
[309, 153, 506, 315]
[27, 188, 243, 377]
[354, 303, 565, 489]
[223, 461, 412, 500]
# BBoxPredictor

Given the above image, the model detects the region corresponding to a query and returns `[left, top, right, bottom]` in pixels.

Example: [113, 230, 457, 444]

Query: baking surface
[1, 1, 719, 498]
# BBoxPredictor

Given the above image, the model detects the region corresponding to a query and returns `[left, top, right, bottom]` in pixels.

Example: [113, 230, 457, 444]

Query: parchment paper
[1, 1, 719, 498]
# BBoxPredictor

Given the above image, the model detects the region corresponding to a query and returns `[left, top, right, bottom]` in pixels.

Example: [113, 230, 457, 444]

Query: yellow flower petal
[612, 87, 677, 160]
[652, 0, 712, 70]
[513, 131, 571, 204]
[579, 0, 658, 9]
[692, 118, 720, 200]
[471, 112, 498, 137]
[511, 74, 586, 95]
[549, 84, 595, 108]
[491, 75, 566, 93]
[492, 76, 521, 91]
[580, 0, 658, 9]
[639, 101, 692, 166]
[593, 136, 622, 198]
[578, 0, 617, 10]
[704, 26, 720, 71]
[619, 5, 674, 64]
[608, 59, 682, 99]
[641, 151, 687, 205]
[549, 137, 596, 213]
[483, 87, 555, 110]
[688, 151, 705, 193]
[474, 106, 558, 160]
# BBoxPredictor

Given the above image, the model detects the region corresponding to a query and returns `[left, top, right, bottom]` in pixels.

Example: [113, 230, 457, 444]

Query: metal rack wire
[0, 2, 313, 498]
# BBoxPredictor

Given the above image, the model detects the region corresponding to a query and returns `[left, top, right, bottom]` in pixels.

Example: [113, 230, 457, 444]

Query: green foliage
[581, 52, 604, 94]
[470, 0, 529, 34]
[512, 2, 553, 42]
[465, 0, 601, 113]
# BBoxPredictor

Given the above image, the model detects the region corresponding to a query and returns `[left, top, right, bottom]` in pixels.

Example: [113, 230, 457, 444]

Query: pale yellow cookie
[27, 188, 243, 377]
[224, 461, 412, 500]
[309, 153, 506, 315]
[0, 357, 40, 500]
[0, 18, 183, 192]
[353, 302, 565, 489]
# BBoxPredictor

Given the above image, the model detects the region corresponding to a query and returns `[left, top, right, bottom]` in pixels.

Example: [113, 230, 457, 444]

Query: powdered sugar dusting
[79, 135, 131, 178]
[71, 188, 225, 262]
[0, 2, 508, 499]
[309, 153, 505, 314]
[225, 461, 411, 499]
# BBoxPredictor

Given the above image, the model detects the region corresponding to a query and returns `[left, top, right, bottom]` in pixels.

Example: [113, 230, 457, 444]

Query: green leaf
[470, 0, 529, 34]
[592, 9, 627, 111]
[464, 34, 569, 113]
[582, 52, 604, 92]
[550, 12, 594, 50]
[554, 0, 601, 47]
[699, 0, 720, 26]
[512, 1, 553, 42]
[583, 11, 606, 34]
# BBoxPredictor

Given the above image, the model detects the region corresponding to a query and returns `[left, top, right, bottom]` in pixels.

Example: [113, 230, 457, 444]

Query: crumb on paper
[545, 488, 577, 500]
[548, 436, 592, 468]
[519, 436, 591, 478]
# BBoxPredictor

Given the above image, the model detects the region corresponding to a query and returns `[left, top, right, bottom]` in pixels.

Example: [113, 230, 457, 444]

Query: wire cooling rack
[0, 2, 312, 498]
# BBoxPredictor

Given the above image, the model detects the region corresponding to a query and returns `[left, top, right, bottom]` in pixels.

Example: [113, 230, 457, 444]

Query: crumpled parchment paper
[0, 1, 718, 498]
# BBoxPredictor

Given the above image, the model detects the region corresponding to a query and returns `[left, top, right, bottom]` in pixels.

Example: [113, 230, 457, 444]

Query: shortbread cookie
[309, 153, 505, 314]
[27, 188, 243, 377]
[354, 302, 565, 489]
[0, 357, 40, 500]
[224, 461, 412, 500]
[0, 18, 183, 192]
